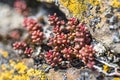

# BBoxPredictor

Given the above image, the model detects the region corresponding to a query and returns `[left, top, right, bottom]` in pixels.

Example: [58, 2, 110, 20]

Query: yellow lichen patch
[14, 62, 28, 74]
[0, 60, 48, 80]
[27, 68, 41, 76]
[103, 65, 110, 72]
[0, 71, 13, 80]
[89, 0, 100, 6]
[1, 64, 7, 70]
[111, 0, 120, 8]
[39, 71, 47, 80]
[9, 59, 16, 67]
[0, 49, 8, 58]
[13, 74, 30, 80]
[60, 0, 87, 18]
[42, 64, 48, 69]
[114, 78, 120, 80]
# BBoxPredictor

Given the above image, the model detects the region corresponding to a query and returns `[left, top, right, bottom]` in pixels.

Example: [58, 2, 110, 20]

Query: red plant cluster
[13, 18, 44, 56]
[48, 13, 65, 27]
[12, 13, 95, 68]
[45, 14, 95, 68]
[45, 50, 62, 67]
[13, 41, 27, 50]
[24, 47, 33, 56]
[14, 0, 29, 16]
[23, 18, 44, 44]
[13, 41, 33, 56]
[76, 45, 95, 68]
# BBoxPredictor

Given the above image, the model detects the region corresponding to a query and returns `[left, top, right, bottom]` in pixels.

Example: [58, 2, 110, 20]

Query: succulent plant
[13, 13, 95, 68]
[23, 18, 44, 44]
[45, 14, 94, 68]
[13, 41, 33, 56]
[45, 50, 62, 67]
[23, 18, 41, 32]
[13, 41, 27, 50]
[24, 47, 33, 56]
[76, 45, 95, 68]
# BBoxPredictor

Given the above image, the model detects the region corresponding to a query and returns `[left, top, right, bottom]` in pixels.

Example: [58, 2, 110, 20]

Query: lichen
[0, 60, 47, 80]
[60, 0, 87, 18]
[111, 0, 120, 8]
[60, 0, 101, 18]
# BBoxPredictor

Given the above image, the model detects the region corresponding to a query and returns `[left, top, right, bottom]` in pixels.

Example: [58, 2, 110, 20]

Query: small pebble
[109, 25, 119, 30]
[94, 43, 106, 54]
[112, 31, 120, 43]
[62, 74, 67, 80]
[44, 66, 51, 73]
[109, 16, 118, 24]
[105, 13, 113, 18]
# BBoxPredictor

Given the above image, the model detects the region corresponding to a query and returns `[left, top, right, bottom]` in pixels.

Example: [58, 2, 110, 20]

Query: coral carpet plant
[46, 13, 95, 68]
[13, 41, 33, 56]
[13, 13, 95, 68]
[23, 18, 44, 44]
[13, 18, 44, 56]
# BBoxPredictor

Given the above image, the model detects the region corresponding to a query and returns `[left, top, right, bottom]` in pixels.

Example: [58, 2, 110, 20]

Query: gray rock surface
[0, 3, 24, 36]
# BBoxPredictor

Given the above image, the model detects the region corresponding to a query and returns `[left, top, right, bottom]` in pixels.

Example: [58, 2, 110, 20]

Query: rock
[112, 31, 120, 43]
[62, 74, 67, 80]
[109, 25, 119, 30]
[105, 13, 113, 18]
[109, 16, 118, 24]
[105, 6, 113, 14]
[93, 43, 106, 54]
[44, 66, 51, 73]
[46, 69, 63, 80]
[21, 58, 34, 68]
[78, 68, 97, 80]
[88, 5, 93, 10]
[106, 19, 110, 24]
[110, 43, 120, 54]
[89, 20, 120, 54]
[0, 3, 24, 36]
[90, 16, 101, 26]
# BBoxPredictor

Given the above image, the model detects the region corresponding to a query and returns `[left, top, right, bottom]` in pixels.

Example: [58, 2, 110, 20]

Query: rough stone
[112, 31, 120, 43]
[0, 3, 24, 36]
[109, 25, 119, 30]
[89, 24, 120, 54]
[22, 58, 34, 68]
[105, 13, 113, 18]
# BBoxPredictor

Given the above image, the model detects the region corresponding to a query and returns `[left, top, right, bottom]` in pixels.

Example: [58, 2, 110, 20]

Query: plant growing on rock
[45, 13, 94, 68]
[76, 45, 95, 68]
[23, 18, 44, 44]
[45, 50, 62, 67]
[13, 18, 44, 56]
[13, 41, 33, 56]
[13, 13, 95, 68]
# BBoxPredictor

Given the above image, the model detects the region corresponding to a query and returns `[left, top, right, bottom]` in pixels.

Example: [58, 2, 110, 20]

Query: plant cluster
[13, 41, 33, 56]
[13, 18, 45, 56]
[13, 13, 95, 68]
[23, 18, 44, 44]
[45, 13, 95, 68]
